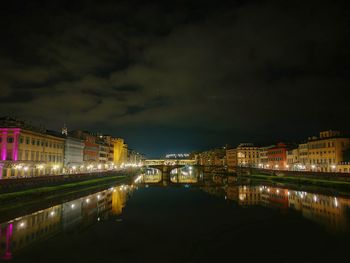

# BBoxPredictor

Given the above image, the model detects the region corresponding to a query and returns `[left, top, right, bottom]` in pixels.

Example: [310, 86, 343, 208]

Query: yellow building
[236, 143, 260, 167]
[0, 118, 65, 178]
[112, 138, 128, 166]
[298, 143, 309, 167]
[337, 162, 350, 173]
[307, 131, 350, 172]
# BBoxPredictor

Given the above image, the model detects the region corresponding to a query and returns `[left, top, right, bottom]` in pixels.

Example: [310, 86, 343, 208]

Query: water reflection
[2, 174, 350, 259]
[0, 185, 132, 260]
[202, 184, 350, 232]
[141, 166, 201, 184]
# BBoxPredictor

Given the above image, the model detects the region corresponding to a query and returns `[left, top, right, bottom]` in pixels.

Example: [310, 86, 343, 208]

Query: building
[307, 130, 350, 172]
[337, 162, 350, 173]
[71, 130, 99, 166]
[98, 142, 109, 164]
[127, 149, 143, 165]
[63, 136, 84, 172]
[101, 135, 115, 163]
[266, 142, 289, 169]
[196, 147, 226, 166]
[286, 148, 299, 169]
[298, 143, 309, 168]
[113, 138, 127, 166]
[0, 117, 65, 179]
[258, 146, 271, 168]
[236, 143, 260, 167]
[226, 148, 237, 172]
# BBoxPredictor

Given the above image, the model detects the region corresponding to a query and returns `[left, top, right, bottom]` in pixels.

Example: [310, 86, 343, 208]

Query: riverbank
[0, 174, 133, 222]
[238, 173, 350, 195]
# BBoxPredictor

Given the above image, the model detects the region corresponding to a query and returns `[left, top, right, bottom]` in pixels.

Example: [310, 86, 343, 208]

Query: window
[32, 139, 35, 145]
[7, 137, 14, 143]
[6, 150, 12, 160]
[37, 140, 40, 146]
[26, 137, 30, 144]
[20, 137, 23, 144]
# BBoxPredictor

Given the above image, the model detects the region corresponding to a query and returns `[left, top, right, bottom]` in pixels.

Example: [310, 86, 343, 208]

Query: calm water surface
[1, 175, 350, 262]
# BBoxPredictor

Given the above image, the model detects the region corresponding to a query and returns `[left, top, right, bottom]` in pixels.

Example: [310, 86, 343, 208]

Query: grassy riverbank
[0, 175, 131, 220]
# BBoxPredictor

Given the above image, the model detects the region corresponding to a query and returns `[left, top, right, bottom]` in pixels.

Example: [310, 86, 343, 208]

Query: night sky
[0, 0, 349, 157]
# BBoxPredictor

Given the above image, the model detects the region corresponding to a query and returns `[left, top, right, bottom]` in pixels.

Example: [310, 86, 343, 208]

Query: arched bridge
[143, 159, 198, 184]
[142, 159, 224, 185]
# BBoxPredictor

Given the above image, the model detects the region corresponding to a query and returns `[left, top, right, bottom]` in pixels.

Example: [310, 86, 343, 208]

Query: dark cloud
[0, 0, 349, 157]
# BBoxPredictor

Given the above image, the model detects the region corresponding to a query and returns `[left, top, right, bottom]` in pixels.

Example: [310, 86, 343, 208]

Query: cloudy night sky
[0, 0, 349, 157]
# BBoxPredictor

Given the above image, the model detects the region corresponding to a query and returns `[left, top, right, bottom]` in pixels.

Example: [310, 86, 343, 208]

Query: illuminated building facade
[226, 148, 237, 172]
[113, 138, 127, 165]
[0, 117, 64, 178]
[298, 143, 309, 167]
[63, 136, 84, 171]
[286, 148, 299, 169]
[236, 143, 260, 167]
[71, 130, 99, 164]
[196, 147, 226, 166]
[307, 131, 350, 172]
[258, 146, 271, 168]
[266, 142, 289, 169]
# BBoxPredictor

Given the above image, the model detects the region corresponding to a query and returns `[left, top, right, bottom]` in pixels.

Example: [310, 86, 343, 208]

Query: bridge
[142, 159, 226, 185]
[143, 159, 198, 184]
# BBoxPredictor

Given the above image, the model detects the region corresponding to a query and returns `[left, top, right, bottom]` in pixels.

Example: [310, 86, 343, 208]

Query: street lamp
[331, 165, 336, 172]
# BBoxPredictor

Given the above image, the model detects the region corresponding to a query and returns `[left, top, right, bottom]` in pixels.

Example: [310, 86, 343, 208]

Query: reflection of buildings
[0, 185, 133, 259]
[260, 187, 289, 210]
[0, 205, 62, 260]
[238, 186, 261, 206]
[288, 192, 350, 231]
[201, 183, 350, 232]
[111, 186, 130, 215]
